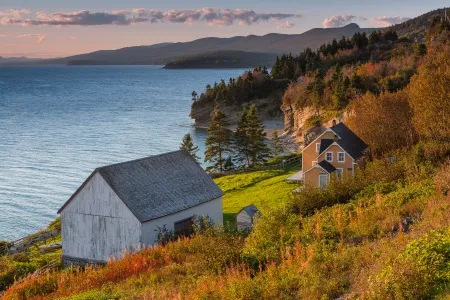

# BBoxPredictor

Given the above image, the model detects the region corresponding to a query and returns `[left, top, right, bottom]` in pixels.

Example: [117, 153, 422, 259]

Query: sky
[0, 0, 448, 58]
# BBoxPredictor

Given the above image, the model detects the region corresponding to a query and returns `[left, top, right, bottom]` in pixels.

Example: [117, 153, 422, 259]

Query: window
[312, 161, 318, 166]
[336, 168, 343, 178]
[316, 143, 321, 153]
[338, 152, 345, 162]
[326, 152, 333, 162]
[174, 217, 194, 237]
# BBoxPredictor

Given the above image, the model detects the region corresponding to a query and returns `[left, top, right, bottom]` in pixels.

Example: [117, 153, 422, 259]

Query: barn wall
[302, 130, 336, 171]
[141, 197, 223, 245]
[61, 172, 142, 263]
[304, 166, 329, 187]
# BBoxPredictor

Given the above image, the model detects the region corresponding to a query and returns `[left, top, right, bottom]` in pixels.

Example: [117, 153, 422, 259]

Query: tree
[346, 91, 416, 155]
[307, 70, 325, 115]
[204, 109, 233, 172]
[408, 48, 450, 141]
[271, 130, 283, 156]
[414, 43, 427, 60]
[234, 107, 252, 167]
[180, 133, 200, 162]
[245, 105, 271, 165]
[191, 91, 198, 103]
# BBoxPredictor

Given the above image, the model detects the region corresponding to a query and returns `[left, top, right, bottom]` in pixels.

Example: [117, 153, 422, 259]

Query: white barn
[236, 204, 261, 231]
[58, 150, 223, 266]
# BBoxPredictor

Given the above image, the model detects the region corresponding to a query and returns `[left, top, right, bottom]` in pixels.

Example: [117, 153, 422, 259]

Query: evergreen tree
[414, 43, 427, 60]
[191, 91, 198, 103]
[180, 133, 200, 162]
[234, 107, 252, 167]
[307, 70, 325, 115]
[204, 110, 232, 172]
[271, 129, 283, 156]
[223, 156, 235, 171]
[246, 105, 271, 166]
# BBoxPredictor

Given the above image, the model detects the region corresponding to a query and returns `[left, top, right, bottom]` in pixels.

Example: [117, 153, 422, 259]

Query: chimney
[332, 119, 337, 127]
[334, 135, 339, 142]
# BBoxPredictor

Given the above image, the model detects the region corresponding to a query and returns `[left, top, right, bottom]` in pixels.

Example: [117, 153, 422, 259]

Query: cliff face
[282, 104, 344, 147]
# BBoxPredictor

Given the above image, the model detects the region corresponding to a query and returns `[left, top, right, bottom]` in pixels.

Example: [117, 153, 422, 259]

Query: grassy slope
[215, 166, 300, 226]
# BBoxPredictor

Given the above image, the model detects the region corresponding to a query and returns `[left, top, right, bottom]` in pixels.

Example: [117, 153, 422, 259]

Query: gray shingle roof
[331, 123, 368, 159]
[59, 150, 223, 222]
[319, 139, 334, 154]
[318, 160, 337, 173]
[240, 204, 261, 219]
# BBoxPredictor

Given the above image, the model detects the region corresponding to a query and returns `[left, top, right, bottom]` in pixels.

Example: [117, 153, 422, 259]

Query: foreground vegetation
[3, 148, 449, 299]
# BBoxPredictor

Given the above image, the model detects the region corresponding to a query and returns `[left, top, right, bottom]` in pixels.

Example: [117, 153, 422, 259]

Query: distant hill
[38, 23, 375, 66]
[0, 56, 42, 65]
[164, 51, 278, 69]
[387, 7, 449, 40]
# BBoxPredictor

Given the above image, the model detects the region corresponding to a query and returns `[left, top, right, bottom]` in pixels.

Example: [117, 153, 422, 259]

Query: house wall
[236, 211, 252, 231]
[302, 131, 336, 171]
[60, 172, 142, 264]
[304, 166, 329, 187]
[317, 145, 354, 176]
[141, 197, 223, 245]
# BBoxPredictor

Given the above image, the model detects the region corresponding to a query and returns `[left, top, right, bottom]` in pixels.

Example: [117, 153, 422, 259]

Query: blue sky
[0, 0, 448, 58]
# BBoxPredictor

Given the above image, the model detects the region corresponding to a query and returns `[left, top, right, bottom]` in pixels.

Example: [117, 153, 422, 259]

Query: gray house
[236, 204, 261, 231]
[58, 150, 223, 266]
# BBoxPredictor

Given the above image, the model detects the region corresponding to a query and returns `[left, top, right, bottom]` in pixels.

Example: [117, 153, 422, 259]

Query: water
[0, 65, 247, 241]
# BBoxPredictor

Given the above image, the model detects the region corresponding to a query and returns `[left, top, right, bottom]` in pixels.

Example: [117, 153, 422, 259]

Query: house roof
[58, 150, 223, 223]
[319, 139, 334, 154]
[238, 204, 261, 219]
[318, 160, 337, 174]
[330, 123, 368, 159]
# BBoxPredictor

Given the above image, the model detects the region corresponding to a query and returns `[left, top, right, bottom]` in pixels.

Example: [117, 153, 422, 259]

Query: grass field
[214, 165, 300, 226]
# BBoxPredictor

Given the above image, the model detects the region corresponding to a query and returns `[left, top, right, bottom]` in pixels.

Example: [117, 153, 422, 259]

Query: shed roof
[238, 204, 261, 218]
[330, 123, 368, 159]
[58, 150, 223, 223]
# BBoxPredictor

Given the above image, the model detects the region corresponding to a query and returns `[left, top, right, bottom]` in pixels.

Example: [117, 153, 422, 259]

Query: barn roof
[58, 150, 223, 222]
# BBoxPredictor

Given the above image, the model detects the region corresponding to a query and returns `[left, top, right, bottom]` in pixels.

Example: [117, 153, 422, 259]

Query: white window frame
[326, 152, 333, 162]
[338, 152, 345, 163]
[336, 168, 344, 178]
[316, 143, 321, 153]
[318, 174, 329, 188]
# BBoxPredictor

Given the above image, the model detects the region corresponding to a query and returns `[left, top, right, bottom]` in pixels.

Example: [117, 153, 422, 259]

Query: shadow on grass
[223, 213, 236, 232]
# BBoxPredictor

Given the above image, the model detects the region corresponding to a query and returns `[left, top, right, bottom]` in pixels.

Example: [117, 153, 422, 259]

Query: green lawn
[214, 166, 300, 226]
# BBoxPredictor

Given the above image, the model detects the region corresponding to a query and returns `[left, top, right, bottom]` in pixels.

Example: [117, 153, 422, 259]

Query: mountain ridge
[29, 23, 376, 66]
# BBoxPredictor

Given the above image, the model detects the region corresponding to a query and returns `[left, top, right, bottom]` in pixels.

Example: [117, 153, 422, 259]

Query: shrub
[435, 160, 450, 197]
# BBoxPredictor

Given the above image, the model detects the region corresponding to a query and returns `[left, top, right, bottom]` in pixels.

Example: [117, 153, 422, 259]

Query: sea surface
[0, 65, 247, 241]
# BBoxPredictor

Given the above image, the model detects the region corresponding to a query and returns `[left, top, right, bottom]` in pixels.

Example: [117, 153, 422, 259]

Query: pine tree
[271, 130, 283, 156]
[246, 105, 271, 166]
[234, 107, 252, 167]
[204, 110, 232, 172]
[180, 133, 200, 162]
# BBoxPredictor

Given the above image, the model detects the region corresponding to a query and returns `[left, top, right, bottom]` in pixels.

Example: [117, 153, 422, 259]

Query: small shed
[236, 204, 261, 231]
[58, 150, 223, 266]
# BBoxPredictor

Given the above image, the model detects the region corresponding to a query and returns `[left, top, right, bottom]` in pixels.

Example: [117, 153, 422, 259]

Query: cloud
[371, 16, 410, 27]
[68, 36, 77, 40]
[17, 33, 47, 44]
[0, 8, 300, 27]
[277, 21, 295, 29]
[322, 15, 361, 28]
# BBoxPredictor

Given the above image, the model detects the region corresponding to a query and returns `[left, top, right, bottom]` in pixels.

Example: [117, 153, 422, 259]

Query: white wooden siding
[236, 211, 252, 231]
[61, 172, 142, 262]
[141, 197, 223, 245]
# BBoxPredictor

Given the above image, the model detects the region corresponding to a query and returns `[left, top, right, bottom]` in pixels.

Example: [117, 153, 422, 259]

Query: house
[57, 150, 223, 266]
[300, 121, 368, 188]
[236, 204, 261, 231]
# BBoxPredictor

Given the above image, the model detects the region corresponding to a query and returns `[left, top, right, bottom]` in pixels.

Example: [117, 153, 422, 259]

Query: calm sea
[0, 65, 246, 241]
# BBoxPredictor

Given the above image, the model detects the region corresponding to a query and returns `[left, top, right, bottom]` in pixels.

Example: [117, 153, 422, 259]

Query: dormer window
[326, 152, 333, 162]
[316, 143, 321, 153]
